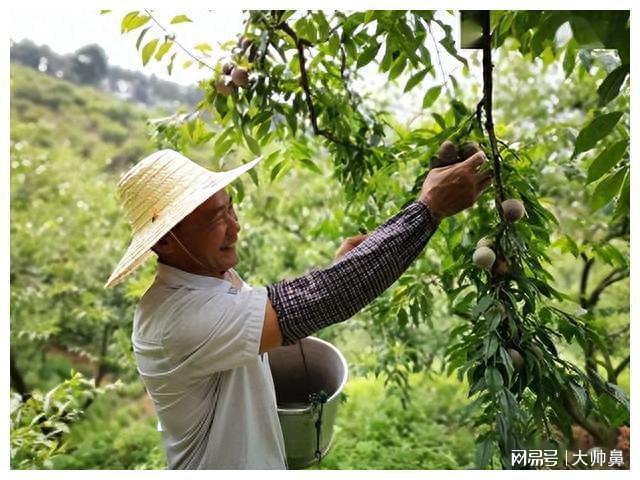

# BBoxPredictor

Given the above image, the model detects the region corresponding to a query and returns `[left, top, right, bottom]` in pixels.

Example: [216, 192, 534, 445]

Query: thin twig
[144, 10, 215, 72]
[425, 19, 451, 94]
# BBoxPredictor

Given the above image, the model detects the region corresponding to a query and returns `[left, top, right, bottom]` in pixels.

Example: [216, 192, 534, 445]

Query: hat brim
[104, 156, 262, 289]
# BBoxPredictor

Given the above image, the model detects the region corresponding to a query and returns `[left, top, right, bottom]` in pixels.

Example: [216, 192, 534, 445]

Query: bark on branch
[480, 11, 506, 215]
[276, 21, 354, 150]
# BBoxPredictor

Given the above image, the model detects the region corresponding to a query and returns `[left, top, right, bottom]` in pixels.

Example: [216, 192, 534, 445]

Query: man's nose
[227, 212, 241, 233]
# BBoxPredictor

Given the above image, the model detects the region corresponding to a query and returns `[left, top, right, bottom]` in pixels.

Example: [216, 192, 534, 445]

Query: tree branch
[276, 20, 356, 150]
[480, 11, 506, 215]
[587, 267, 629, 307]
[579, 253, 595, 308]
[611, 355, 630, 382]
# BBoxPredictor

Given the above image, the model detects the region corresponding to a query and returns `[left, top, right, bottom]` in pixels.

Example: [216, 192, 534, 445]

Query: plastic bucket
[268, 336, 348, 469]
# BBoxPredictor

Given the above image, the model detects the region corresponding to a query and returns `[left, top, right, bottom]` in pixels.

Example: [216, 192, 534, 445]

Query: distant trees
[70, 44, 108, 86]
[10, 39, 202, 109]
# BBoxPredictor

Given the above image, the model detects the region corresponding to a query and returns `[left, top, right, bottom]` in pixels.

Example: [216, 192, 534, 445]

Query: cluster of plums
[215, 36, 254, 96]
[215, 62, 249, 96]
[472, 199, 525, 272]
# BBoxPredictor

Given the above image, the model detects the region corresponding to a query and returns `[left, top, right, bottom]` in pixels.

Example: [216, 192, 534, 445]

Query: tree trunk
[10, 349, 29, 399]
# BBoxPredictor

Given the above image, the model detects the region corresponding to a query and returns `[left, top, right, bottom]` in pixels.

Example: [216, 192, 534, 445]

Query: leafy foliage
[116, 10, 629, 468]
[10, 372, 119, 468]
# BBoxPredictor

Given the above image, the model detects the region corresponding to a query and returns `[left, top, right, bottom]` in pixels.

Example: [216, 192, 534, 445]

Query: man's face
[156, 189, 240, 277]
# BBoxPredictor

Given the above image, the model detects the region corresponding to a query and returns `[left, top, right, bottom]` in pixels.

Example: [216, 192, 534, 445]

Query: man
[105, 145, 492, 469]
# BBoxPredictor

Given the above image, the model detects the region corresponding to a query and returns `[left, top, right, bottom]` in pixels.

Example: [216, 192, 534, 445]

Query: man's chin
[219, 247, 238, 264]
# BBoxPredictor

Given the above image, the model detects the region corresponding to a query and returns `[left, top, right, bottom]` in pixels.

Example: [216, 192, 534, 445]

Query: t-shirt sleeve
[162, 286, 268, 381]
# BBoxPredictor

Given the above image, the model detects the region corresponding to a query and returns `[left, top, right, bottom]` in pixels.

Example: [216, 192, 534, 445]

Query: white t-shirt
[132, 262, 288, 469]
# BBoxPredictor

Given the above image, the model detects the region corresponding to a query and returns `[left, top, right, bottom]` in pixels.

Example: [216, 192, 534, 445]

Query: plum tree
[115, 9, 629, 469]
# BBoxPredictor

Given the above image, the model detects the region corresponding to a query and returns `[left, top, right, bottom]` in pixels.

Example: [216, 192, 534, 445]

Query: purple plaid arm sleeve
[266, 200, 440, 345]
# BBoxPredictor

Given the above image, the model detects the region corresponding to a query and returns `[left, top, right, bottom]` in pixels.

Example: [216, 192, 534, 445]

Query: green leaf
[247, 167, 259, 187]
[404, 69, 428, 92]
[586, 140, 628, 184]
[472, 295, 494, 317]
[136, 26, 152, 51]
[614, 170, 630, 218]
[170, 15, 193, 24]
[562, 39, 577, 78]
[597, 64, 629, 107]
[568, 381, 588, 414]
[484, 367, 503, 393]
[155, 41, 173, 61]
[422, 85, 442, 109]
[483, 335, 500, 360]
[573, 111, 623, 157]
[475, 437, 495, 468]
[569, 15, 605, 48]
[604, 381, 630, 411]
[194, 43, 213, 54]
[357, 41, 381, 69]
[299, 158, 322, 175]
[244, 133, 261, 155]
[121, 12, 150, 33]
[388, 54, 407, 80]
[591, 167, 626, 212]
[328, 33, 340, 56]
[432, 112, 446, 129]
[167, 52, 177, 75]
[141, 39, 159, 66]
[121, 11, 138, 32]
[486, 309, 502, 330]
[270, 161, 285, 183]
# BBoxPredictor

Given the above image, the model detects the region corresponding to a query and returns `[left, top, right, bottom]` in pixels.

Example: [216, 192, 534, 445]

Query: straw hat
[104, 149, 262, 289]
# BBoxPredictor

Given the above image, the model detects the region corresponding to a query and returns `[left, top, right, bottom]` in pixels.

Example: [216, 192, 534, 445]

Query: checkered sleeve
[266, 200, 440, 345]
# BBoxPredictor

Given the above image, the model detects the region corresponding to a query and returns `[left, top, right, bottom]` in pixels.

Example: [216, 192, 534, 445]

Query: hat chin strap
[169, 230, 223, 276]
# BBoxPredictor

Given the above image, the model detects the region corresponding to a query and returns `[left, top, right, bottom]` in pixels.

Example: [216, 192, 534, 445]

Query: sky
[10, 9, 247, 86]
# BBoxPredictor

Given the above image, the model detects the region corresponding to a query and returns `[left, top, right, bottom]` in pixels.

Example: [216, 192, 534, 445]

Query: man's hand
[334, 233, 368, 260]
[418, 146, 493, 220]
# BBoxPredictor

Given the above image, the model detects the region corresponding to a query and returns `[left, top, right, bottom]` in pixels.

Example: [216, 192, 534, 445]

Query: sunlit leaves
[193, 43, 212, 55]
[422, 85, 442, 108]
[170, 14, 192, 24]
[141, 39, 159, 66]
[154, 41, 174, 61]
[121, 11, 150, 34]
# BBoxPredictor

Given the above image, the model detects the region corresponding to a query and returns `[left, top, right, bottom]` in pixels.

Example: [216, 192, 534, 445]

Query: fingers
[478, 175, 493, 192]
[463, 150, 488, 169]
[478, 170, 493, 182]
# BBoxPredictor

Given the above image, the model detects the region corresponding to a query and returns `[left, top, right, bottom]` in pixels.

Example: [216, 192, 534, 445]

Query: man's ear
[151, 232, 175, 257]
